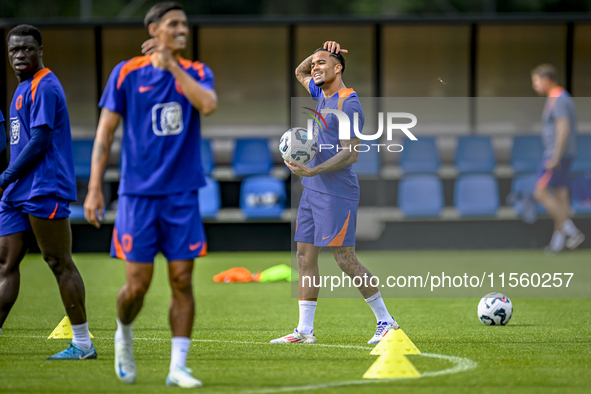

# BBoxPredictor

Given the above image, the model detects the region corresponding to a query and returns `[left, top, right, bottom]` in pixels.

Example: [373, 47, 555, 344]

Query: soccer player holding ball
[0, 25, 96, 360]
[84, 2, 216, 388]
[272, 41, 399, 345]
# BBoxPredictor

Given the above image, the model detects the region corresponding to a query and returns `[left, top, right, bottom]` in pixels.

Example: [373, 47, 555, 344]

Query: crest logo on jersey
[15, 95, 23, 110]
[152, 102, 184, 136]
[10, 117, 20, 145]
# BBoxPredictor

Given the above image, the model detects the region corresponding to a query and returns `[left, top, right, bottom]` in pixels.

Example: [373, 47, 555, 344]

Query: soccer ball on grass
[477, 292, 513, 325]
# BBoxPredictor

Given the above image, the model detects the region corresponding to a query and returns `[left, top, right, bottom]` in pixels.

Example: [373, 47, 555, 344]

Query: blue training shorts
[536, 157, 572, 190]
[111, 190, 207, 263]
[0, 196, 71, 237]
[294, 188, 358, 247]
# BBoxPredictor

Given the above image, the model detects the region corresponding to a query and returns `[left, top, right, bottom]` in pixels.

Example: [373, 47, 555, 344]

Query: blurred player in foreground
[271, 41, 399, 345]
[531, 64, 585, 253]
[0, 25, 96, 359]
[84, 2, 216, 388]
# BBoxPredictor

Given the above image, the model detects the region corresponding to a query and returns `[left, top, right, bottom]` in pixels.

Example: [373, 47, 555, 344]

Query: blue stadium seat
[69, 205, 86, 221]
[571, 135, 591, 174]
[199, 176, 221, 219]
[455, 136, 496, 174]
[232, 138, 273, 177]
[510, 174, 545, 214]
[352, 148, 381, 177]
[398, 175, 443, 217]
[201, 139, 215, 176]
[68, 205, 106, 221]
[400, 137, 440, 174]
[454, 174, 499, 216]
[571, 172, 591, 215]
[240, 175, 286, 219]
[72, 139, 94, 179]
[511, 135, 543, 174]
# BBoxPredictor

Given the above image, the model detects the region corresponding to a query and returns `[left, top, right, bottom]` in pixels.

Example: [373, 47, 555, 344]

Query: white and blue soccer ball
[279, 127, 318, 165]
[477, 292, 513, 325]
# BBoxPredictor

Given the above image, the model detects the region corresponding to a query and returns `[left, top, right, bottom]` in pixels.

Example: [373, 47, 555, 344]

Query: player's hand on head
[141, 38, 158, 55]
[83, 190, 104, 228]
[323, 41, 348, 54]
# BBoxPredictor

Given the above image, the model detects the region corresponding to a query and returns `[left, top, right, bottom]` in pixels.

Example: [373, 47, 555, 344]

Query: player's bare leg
[115, 261, 153, 384]
[118, 262, 154, 324]
[29, 216, 88, 324]
[331, 246, 377, 299]
[165, 259, 202, 388]
[331, 246, 399, 344]
[297, 242, 321, 300]
[29, 215, 96, 359]
[0, 232, 29, 329]
[270, 242, 320, 344]
[167, 259, 195, 337]
[534, 188, 568, 229]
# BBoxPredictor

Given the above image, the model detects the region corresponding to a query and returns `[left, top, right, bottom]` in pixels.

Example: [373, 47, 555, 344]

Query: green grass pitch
[1, 251, 590, 393]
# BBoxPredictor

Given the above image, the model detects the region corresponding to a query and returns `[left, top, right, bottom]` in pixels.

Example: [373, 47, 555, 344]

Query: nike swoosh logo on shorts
[189, 242, 202, 251]
[139, 86, 154, 93]
[322, 235, 332, 240]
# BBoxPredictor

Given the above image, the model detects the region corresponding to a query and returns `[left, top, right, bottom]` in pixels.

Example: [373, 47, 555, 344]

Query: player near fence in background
[271, 41, 399, 345]
[531, 64, 585, 253]
[83, 2, 216, 389]
[0, 25, 96, 359]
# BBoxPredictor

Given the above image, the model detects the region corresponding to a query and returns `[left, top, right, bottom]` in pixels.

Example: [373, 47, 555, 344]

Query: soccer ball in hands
[279, 127, 318, 165]
[477, 292, 513, 325]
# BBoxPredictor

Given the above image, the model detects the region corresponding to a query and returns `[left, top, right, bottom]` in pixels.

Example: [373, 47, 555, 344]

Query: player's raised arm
[296, 41, 348, 94]
[84, 108, 119, 228]
[151, 45, 218, 115]
[171, 65, 217, 115]
[295, 54, 314, 93]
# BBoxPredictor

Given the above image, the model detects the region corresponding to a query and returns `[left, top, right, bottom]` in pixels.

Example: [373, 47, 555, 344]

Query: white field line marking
[235, 353, 477, 394]
[9, 335, 477, 393]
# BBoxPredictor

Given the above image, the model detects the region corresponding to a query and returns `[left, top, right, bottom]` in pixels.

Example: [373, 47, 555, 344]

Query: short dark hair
[532, 64, 558, 82]
[7, 24, 42, 46]
[144, 2, 184, 30]
[313, 48, 346, 75]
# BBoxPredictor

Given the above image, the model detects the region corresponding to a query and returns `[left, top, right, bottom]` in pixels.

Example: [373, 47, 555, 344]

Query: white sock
[115, 318, 133, 345]
[296, 300, 317, 335]
[170, 337, 191, 371]
[365, 291, 394, 324]
[71, 322, 92, 350]
[562, 219, 579, 237]
[550, 230, 566, 251]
